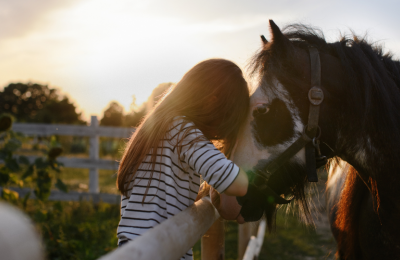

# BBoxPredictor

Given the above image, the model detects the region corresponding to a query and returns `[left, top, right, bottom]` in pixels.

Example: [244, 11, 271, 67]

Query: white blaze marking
[233, 78, 306, 171]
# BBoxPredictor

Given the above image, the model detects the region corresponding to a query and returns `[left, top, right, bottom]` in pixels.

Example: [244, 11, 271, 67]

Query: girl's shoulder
[167, 116, 203, 141]
[168, 116, 194, 132]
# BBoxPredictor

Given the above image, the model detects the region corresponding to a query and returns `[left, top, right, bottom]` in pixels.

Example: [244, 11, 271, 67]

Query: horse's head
[234, 20, 350, 226]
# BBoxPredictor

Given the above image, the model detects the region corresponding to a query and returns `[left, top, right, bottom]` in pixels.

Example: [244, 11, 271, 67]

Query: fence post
[201, 217, 225, 260]
[242, 220, 266, 260]
[238, 222, 258, 259]
[89, 116, 99, 193]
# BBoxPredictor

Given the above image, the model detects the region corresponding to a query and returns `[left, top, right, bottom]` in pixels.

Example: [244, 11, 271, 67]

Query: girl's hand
[196, 182, 245, 224]
[210, 187, 245, 224]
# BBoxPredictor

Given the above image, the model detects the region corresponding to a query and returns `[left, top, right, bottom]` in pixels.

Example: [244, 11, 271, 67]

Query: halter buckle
[308, 87, 324, 105]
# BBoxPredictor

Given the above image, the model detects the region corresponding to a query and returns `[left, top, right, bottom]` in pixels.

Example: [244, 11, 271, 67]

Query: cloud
[145, 0, 320, 31]
[148, 0, 307, 21]
[0, 0, 80, 40]
[137, 0, 400, 55]
[1, 0, 399, 119]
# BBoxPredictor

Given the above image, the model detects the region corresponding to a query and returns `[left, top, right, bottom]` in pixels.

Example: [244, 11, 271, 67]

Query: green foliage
[0, 114, 67, 202]
[55, 168, 118, 194]
[68, 137, 88, 154]
[9, 166, 333, 258]
[55, 178, 68, 193]
[259, 211, 335, 260]
[10, 168, 334, 260]
[123, 108, 146, 127]
[0, 114, 13, 131]
[99, 137, 124, 158]
[100, 101, 124, 126]
[193, 211, 335, 260]
[1, 188, 19, 203]
[34, 167, 52, 201]
[100, 97, 146, 128]
[99, 83, 174, 128]
[22, 200, 120, 260]
[228, 212, 334, 260]
[34, 98, 86, 125]
[0, 82, 85, 124]
[150, 82, 173, 104]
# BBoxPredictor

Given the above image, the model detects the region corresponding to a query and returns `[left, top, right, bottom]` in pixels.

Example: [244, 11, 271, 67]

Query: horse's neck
[340, 139, 400, 206]
[337, 122, 399, 172]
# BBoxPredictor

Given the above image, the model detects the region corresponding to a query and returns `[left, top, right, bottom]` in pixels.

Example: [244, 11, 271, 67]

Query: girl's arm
[178, 122, 246, 194]
[223, 168, 248, 196]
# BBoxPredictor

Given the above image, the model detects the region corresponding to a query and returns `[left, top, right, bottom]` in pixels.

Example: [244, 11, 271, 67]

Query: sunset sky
[1, 0, 399, 121]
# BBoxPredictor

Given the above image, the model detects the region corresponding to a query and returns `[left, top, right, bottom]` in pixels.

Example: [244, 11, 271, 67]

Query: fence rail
[12, 121, 133, 138]
[21, 155, 120, 171]
[99, 197, 220, 260]
[6, 119, 268, 259]
[11, 116, 133, 193]
[1, 187, 120, 204]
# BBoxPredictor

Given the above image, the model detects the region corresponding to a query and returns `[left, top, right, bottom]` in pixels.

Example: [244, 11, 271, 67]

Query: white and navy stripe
[117, 118, 239, 260]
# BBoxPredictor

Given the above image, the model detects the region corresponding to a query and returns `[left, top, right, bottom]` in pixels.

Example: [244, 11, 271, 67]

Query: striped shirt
[117, 118, 240, 260]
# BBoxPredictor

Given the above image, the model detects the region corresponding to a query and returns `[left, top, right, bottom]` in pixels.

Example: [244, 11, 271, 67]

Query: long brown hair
[117, 59, 250, 196]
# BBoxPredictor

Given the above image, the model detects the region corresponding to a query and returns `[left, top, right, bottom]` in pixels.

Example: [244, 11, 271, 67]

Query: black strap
[305, 47, 324, 182]
[260, 132, 311, 179]
[258, 47, 324, 184]
[307, 47, 323, 135]
[305, 142, 318, 181]
[253, 46, 325, 205]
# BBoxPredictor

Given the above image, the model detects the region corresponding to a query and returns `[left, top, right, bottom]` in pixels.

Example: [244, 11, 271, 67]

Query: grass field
[19, 198, 336, 260]
[58, 167, 119, 194]
[12, 166, 337, 260]
[192, 210, 336, 260]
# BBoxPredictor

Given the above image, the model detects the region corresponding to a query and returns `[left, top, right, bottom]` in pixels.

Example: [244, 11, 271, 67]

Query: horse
[232, 20, 400, 259]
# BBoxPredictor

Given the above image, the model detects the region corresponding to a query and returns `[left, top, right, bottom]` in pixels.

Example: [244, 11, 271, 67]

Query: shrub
[23, 200, 120, 260]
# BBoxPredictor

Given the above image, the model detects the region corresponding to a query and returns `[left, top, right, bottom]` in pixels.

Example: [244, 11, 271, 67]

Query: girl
[117, 59, 250, 259]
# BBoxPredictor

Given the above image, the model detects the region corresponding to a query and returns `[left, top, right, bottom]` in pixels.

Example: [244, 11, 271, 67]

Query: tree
[100, 101, 124, 126]
[123, 96, 146, 127]
[99, 83, 174, 128]
[35, 98, 84, 124]
[124, 108, 146, 127]
[123, 83, 174, 127]
[0, 83, 85, 124]
[146, 82, 174, 110]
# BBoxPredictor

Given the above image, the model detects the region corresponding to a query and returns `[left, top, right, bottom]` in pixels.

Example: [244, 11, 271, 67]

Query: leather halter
[255, 46, 327, 204]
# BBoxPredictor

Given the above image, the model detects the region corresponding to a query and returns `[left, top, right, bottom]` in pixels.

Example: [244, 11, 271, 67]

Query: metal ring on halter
[312, 137, 319, 148]
[303, 124, 321, 140]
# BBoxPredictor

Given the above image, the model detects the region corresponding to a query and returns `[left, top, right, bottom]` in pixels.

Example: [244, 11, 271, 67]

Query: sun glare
[2, 0, 398, 121]
[0, 0, 273, 120]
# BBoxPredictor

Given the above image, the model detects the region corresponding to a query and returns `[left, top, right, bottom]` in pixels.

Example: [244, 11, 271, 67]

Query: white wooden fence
[5, 118, 267, 259]
[100, 197, 220, 260]
[9, 115, 132, 202]
[0, 196, 265, 260]
[243, 220, 266, 260]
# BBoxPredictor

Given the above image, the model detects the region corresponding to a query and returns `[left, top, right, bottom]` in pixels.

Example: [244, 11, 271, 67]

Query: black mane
[250, 24, 400, 161]
[248, 24, 400, 230]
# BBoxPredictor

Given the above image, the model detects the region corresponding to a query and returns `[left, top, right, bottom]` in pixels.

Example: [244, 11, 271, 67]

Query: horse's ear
[269, 19, 299, 62]
[269, 20, 309, 85]
[260, 35, 268, 44]
[269, 20, 290, 46]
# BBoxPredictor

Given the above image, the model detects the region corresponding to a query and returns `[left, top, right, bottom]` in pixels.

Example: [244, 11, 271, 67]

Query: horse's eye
[253, 105, 269, 117]
[256, 105, 269, 114]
